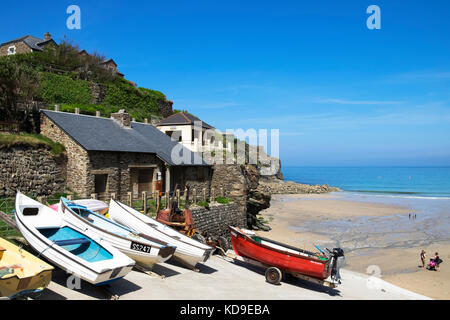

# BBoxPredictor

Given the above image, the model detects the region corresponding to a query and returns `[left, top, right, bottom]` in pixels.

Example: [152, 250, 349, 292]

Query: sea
[281, 167, 450, 261]
[282, 166, 450, 199]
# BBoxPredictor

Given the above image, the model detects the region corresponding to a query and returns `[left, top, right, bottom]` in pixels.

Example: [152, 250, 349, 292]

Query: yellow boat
[0, 237, 53, 298]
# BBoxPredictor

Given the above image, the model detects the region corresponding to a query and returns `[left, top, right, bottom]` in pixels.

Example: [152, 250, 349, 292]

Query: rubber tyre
[265, 267, 282, 285]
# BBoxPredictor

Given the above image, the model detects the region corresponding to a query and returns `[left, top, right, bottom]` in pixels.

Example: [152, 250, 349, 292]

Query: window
[7, 46, 16, 55]
[94, 174, 108, 193]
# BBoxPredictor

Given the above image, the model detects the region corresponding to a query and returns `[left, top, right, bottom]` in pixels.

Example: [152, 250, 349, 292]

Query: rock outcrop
[259, 180, 340, 194]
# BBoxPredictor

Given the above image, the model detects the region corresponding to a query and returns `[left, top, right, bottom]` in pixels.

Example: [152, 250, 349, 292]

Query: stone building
[0, 33, 57, 56]
[40, 109, 211, 201]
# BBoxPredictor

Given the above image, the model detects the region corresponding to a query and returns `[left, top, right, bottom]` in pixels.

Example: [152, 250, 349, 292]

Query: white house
[156, 112, 233, 153]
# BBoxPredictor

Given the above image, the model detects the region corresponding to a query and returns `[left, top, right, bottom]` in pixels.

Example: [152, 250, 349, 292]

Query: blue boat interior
[38, 226, 113, 262]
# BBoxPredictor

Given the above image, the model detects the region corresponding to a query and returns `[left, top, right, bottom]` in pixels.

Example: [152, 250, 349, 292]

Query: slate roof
[41, 110, 209, 166]
[157, 112, 215, 130]
[1, 35, 54, 51]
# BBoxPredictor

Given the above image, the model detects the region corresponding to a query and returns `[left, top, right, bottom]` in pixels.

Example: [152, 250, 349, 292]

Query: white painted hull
[108, 200, 213, 269]
[59, 199, 176, 270]
[14, 192, 135, 285]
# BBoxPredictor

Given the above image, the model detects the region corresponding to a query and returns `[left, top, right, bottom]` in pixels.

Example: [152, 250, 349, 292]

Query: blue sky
[2, 1, 450, 166]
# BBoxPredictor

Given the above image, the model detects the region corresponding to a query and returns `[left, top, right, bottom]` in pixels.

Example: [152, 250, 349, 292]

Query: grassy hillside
[0, 40, 170, 126]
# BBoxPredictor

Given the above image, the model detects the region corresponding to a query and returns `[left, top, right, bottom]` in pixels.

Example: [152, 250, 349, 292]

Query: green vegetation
[216, 196, 232, 204]
[196, 200, 210, 208]
[39, 72, 92, 105]
[0, 38, 170, 129]
[102, 78, 165, 121]
[0, 133, 65, 155]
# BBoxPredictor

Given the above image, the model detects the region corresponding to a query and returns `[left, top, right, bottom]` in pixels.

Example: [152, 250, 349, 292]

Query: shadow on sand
[232, 259, 341, 297]
[164, 257, 218, 275]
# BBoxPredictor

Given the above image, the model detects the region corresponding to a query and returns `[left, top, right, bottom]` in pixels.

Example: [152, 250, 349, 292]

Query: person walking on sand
[420, 250, 426, 268]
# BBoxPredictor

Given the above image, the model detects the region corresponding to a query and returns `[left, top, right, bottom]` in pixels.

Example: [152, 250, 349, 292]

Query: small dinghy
[108, 199, 213, 270]
[15, 192, 135, 286]
[49, 199, 109, 215]
[0, 237, 53, 299]
[59, 198, 176, 269]
[229, 226, 344, 287]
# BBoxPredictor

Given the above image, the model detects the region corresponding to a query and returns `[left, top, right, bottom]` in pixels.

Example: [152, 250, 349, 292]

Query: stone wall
[157, 99, 173, 118]
[190, 202, 246, 241]
[89, 82, 107, 104]
[0, 145, 67, 198]
[210, 164, 249, 208]
[0, 41, 31, 56]
[87, 151, 162, 201]
[40, 113, 89, 197]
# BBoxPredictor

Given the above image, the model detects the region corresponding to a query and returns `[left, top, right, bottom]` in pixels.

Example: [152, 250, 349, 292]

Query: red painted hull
[229, 226, 332, 280]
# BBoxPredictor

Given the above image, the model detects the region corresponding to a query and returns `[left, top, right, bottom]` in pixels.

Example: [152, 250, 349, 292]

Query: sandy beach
[257, 193, 450, 300]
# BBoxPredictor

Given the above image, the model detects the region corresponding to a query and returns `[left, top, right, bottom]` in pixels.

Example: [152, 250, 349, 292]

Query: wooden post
[142, 191, 148, 214]
[211, 188, 215, 203]
[127, 192, 132, 207]
[176, 189, 180, 207]
[165, 193, 169, 209]
[193, 188, 197, 204]
[220, 187, 224, 198]
[91, 193, 97, 200]
[184, 187, 188, 206]
[156, 193, 160, 210]
[202, 188, 207, 202]
[111, 193, 116, 200]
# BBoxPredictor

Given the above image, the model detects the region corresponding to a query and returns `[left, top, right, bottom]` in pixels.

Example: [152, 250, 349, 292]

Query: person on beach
[420, 250, 426, 268]
[434, 252, 441, 271]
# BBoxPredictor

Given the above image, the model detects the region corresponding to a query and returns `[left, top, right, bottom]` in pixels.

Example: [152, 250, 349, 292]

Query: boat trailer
[227, 252, 340, 288]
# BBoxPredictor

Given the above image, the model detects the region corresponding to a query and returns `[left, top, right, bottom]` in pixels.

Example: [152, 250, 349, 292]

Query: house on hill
[1, 33, 124, 77]
[0, 32, 57, 56]
[156, 112, 232, 153]
[40, 109, 211, 200]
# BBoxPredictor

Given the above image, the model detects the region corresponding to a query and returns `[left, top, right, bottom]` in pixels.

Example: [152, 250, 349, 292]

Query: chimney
[111, 109, 131, 127]
[44, 32, 52, 40]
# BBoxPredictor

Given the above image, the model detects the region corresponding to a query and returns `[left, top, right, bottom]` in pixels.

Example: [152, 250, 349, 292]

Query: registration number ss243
[130, 241, 152, 253]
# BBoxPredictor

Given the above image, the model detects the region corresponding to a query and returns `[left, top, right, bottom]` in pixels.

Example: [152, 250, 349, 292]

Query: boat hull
[59, 198, 176, 270]
[0, 238, 53, 298]
[14, 192, 135, 285]
[108, 200, 213, 269]
[229, 226, 331, 280]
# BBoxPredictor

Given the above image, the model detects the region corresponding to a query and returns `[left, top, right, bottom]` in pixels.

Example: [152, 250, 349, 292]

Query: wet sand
[257, 193, 450, 300]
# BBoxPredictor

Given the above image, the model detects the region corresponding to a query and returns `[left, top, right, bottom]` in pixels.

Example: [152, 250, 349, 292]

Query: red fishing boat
[229, 226, 344, 287]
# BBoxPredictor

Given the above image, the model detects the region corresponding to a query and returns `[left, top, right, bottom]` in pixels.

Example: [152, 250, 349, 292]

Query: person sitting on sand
[420, 250, 426, 268]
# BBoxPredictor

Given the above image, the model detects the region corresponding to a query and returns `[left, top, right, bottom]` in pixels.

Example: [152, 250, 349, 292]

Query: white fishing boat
[14, 192, 135, 286]
[59, 198, 176, 269]
[108, 199, 213, 269]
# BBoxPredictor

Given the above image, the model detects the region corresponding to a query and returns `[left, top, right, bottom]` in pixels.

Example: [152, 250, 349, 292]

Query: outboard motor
[327, 248, 345, 284]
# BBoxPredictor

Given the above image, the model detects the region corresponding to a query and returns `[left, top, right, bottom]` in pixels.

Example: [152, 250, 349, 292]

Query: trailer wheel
[265, 267, 282, 285]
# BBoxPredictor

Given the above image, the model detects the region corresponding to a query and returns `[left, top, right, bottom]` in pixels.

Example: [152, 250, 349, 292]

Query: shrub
[39, 72, 92, 105]
[216, 196, 232, 204]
